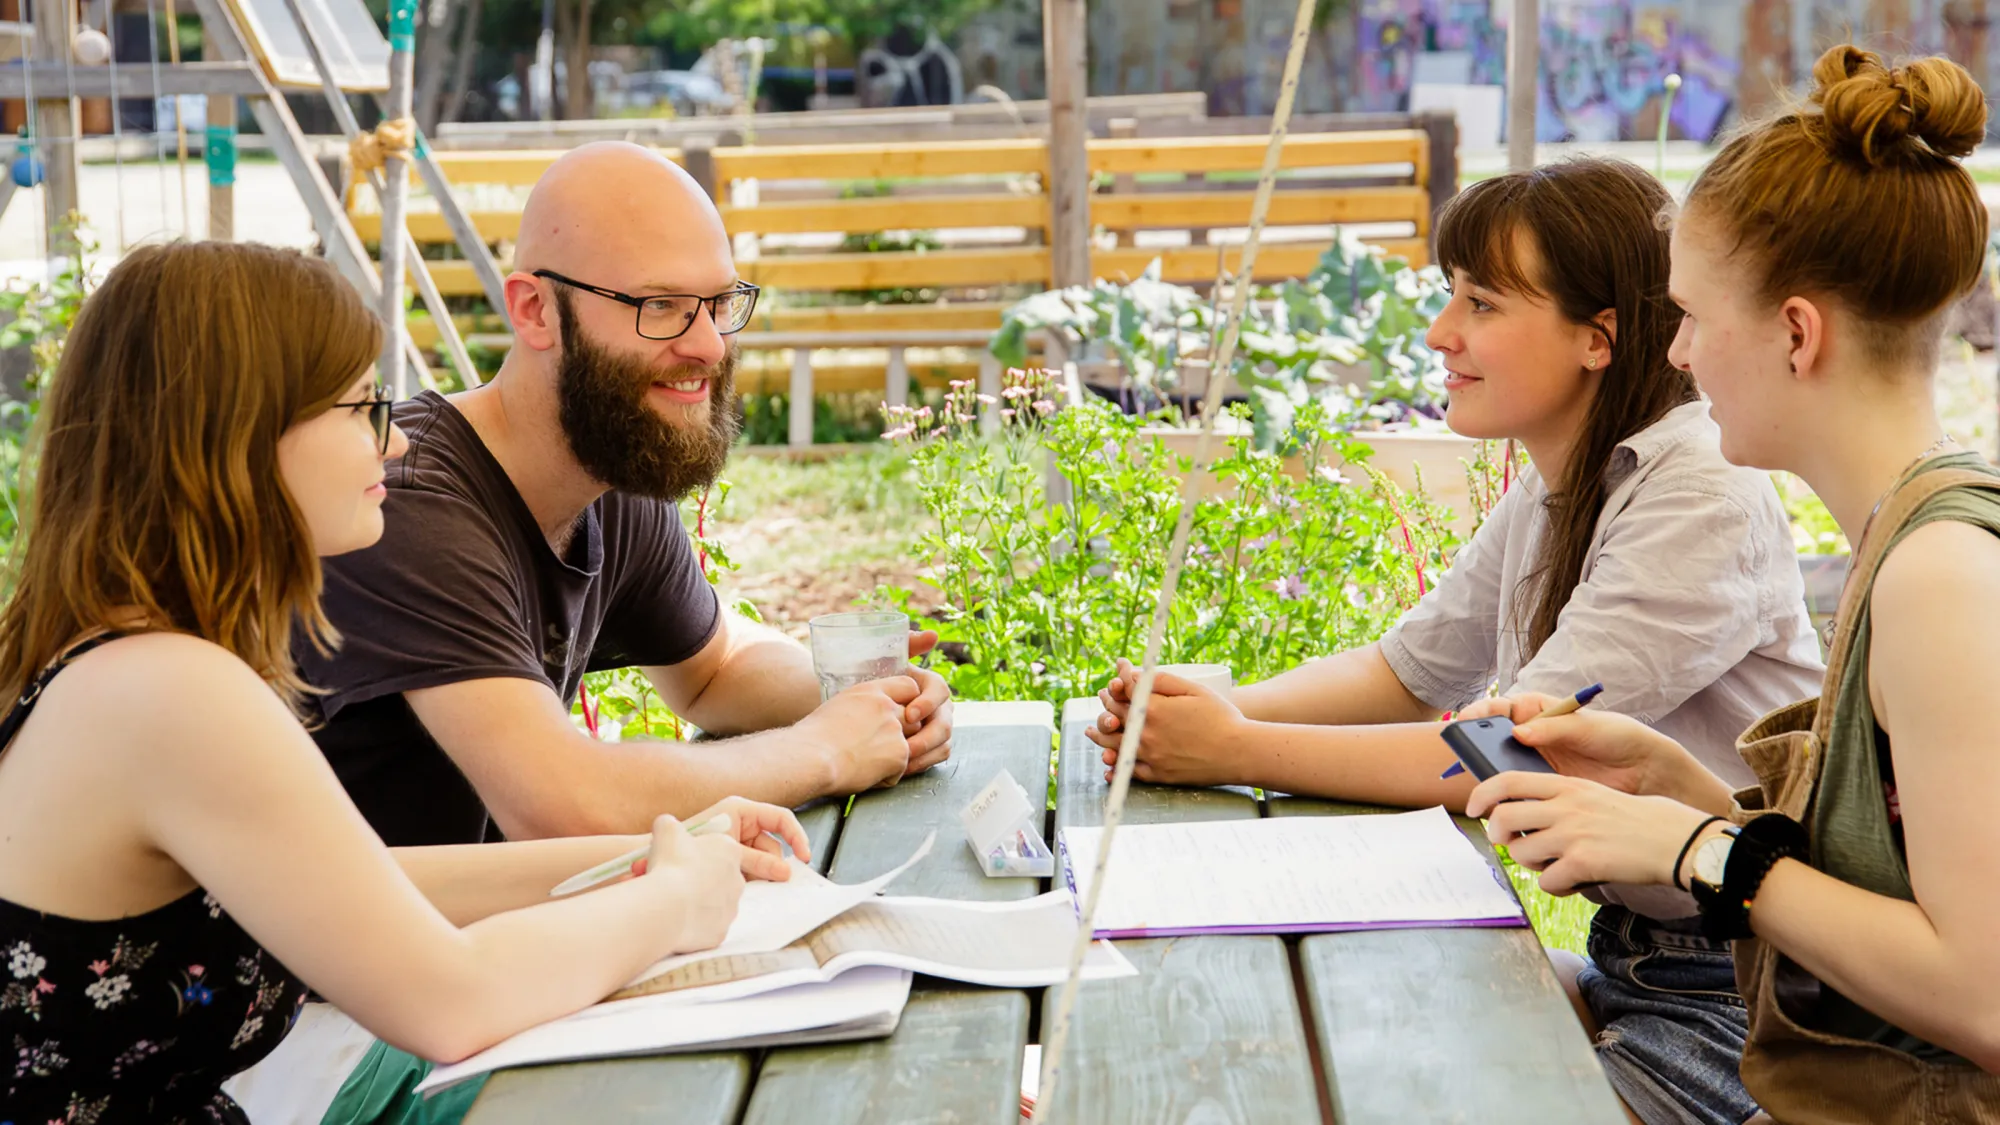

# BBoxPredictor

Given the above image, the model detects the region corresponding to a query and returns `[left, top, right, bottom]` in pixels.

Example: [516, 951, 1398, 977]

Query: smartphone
[1440, 716, 1557, 782]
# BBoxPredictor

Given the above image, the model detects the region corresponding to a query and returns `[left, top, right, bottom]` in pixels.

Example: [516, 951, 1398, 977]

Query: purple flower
[1271, 574, 1306, 601]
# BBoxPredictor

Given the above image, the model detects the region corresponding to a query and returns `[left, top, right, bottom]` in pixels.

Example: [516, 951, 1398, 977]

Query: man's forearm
[494, 728, 834, 840]
[1237, 718, 1479, 811]
[676, 625, 821, 736]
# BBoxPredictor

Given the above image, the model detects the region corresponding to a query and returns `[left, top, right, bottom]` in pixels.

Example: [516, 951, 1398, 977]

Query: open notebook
[1058, 806, 1527, 938]
[611, 891, 1133, 1005]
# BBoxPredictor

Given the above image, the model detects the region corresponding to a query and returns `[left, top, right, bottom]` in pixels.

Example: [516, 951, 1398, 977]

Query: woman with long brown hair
[0, 241, 806, 1123]
[1466, 46, 2000, 1122]
[1089, 157, 1825, 1125]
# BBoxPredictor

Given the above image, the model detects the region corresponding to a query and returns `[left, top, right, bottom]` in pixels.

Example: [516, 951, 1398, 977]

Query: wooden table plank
[829, 720, 1054, 900]
[1035, 937, 1320, 1124]
[1271, 796, 1625, 1124]
[792, 795, 844, 874]
[1050, 700, 1320, 1123]
[743, 989, 1028, 1125]
[1056, 698, 1257, 829]
[466, 1051, 750, 1124]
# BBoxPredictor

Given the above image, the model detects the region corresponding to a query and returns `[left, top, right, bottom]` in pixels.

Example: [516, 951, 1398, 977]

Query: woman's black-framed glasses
[533, 269, 761, 341]
[336, 391, 395, 454]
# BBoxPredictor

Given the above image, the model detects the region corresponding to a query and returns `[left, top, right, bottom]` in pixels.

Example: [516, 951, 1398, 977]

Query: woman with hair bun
[1465, 45, 2000, 1124]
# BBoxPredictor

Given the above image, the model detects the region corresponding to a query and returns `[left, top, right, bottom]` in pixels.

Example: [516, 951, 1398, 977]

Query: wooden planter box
[1135, 424, 1486, 534]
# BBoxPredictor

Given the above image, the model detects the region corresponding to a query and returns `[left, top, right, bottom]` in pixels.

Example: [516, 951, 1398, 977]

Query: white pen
[548, 814, 733, 897]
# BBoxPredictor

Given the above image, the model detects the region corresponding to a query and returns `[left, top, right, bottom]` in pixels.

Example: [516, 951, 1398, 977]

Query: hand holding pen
[1441, 684, 1603, 779]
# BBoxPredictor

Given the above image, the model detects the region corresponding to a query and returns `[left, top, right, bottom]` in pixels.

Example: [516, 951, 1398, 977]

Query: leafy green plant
[990, 232, 1451, 450]
[874, 368, 1463, 712]
[1775, 472, 1847, 555]
[572, 481, 761, 740]
[0, 220, 93, 556]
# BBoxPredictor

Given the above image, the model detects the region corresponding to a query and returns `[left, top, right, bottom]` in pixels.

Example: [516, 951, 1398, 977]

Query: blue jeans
[1579, 906, 1761, 1125]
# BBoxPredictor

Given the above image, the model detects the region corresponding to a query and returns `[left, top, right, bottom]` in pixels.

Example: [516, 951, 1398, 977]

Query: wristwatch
[1690, 827, 1739, 893]
[1690, 813, 1809, 941]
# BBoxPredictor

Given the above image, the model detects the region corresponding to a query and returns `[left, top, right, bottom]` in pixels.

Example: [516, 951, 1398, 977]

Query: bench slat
[722, 193, 1050, 235]
[717, 139, 1050, 181]
[1088, 130, 1426, 175]
[828, 721, 1053, 901]
[1096, 185, 1431, 232]
[1270, 796, 1625, 1124]
[742, 990, 1028, 1125]
[465, 1051, 749, 1124]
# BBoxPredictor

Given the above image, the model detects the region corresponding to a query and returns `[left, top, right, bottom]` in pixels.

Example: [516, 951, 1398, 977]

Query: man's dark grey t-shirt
[301, 391, 721, 846]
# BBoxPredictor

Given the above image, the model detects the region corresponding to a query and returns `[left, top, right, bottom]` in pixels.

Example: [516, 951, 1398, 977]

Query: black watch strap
[1692, 813, 1808, 941]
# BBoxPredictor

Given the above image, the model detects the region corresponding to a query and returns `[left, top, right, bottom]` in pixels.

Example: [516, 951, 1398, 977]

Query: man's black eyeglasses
[337, 391, 395, 454]
[533, 269, 761, 341]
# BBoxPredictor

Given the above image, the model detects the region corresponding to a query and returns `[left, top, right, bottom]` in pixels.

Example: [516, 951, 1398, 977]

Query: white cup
[1157, 662, 1233, 697]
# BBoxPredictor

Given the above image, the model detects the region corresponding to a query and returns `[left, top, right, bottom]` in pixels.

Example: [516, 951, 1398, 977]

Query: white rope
[1027, 0, 1320, 1118]
[104, 2, 129, 250]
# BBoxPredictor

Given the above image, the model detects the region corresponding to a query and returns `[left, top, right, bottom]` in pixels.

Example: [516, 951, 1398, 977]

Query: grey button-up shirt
[1379, 400, 1825, 917]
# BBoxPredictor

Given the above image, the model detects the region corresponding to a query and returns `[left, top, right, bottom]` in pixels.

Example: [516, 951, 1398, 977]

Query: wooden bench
[349, 118, 1454, 445]
[460, 697, 1623, 1123]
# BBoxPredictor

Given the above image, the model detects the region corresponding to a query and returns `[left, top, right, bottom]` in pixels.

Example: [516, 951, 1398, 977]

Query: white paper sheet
[1059, 806, 1526, 937]
[604, 891, 1136, 1006]
[417, 967, 913, 1094]
[621, 832, 936, 988]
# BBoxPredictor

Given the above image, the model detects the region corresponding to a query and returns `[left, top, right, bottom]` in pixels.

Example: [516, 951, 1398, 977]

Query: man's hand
[903, 630, 953, 775]
[1082, 658, 1249, 787]
[795, 677, 919, 793]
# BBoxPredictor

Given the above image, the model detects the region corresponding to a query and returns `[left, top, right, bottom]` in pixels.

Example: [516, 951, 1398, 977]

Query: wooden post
[31, 0, 79, 258]
[1506, 0, 1537, 173]
[379, 0, 415, 398]
[1043, 0, 1089, 289]
[788, 347, 813, 448]
[885, 345, 908, 410]
[203, 26, 233, 239]
[1413, 108, 1456, 243]
[1108, 115, 1136, 247]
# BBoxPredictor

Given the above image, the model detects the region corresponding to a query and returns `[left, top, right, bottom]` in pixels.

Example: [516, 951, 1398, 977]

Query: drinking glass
[809, 611, 911, 700]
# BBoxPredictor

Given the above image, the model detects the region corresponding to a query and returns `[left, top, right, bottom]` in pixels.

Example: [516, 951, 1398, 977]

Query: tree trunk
[413, 0, 452, 132]
[561, 0, 592, 119]
[441, 0, 482, 122]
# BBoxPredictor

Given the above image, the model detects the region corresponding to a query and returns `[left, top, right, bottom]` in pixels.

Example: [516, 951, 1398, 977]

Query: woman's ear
[1584, 308, 1617, 371]
[1779, 297, 1824, 381]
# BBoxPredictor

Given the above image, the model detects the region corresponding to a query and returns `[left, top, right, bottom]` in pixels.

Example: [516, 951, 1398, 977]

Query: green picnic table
[464, 699, 1625, 1124]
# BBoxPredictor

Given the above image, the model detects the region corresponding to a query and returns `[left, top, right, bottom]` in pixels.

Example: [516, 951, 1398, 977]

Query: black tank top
[0, 636, 310, 1123]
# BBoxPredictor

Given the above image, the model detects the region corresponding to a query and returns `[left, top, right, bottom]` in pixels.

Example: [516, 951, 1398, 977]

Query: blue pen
[1440, 683, 1604, 779]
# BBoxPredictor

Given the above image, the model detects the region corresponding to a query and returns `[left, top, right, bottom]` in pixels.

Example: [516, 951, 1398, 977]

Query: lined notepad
[1058, 806, 1527, 938]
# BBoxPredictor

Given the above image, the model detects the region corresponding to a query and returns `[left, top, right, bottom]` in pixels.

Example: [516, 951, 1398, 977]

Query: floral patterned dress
[0, 637, 310, 1124]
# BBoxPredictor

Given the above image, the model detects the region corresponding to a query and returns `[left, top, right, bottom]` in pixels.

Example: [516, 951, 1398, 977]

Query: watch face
[1694, 835, 1733, 889]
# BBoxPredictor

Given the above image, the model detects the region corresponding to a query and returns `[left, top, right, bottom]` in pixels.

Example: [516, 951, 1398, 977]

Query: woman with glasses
[0, 241, 806, 1124]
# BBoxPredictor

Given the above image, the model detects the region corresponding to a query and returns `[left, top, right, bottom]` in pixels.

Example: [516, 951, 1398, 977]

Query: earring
[1586, 359, 1598, 370]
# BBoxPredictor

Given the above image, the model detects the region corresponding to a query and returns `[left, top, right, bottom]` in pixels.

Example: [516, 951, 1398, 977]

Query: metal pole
[1506, 0, 1538, 172]
[379, 0, 415, 398]
[278, 0, 480, 387]
[1042, 0, 1089, 289]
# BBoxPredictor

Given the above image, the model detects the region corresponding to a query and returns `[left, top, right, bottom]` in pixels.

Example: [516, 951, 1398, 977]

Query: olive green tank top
[1809, 453, 2000, 1058]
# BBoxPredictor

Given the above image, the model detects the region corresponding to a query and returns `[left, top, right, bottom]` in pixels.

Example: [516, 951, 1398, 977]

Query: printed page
[621, 831, 935, 990]
[1060, 806, 1526, 936]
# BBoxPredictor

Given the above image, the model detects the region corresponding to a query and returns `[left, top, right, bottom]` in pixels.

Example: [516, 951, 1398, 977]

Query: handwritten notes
[1058, 807, 1526, 938]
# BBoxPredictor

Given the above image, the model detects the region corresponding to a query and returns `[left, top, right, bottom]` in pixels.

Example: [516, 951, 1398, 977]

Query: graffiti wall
[957, 0, 1998, 142]
[1354, 0, 1740, 141]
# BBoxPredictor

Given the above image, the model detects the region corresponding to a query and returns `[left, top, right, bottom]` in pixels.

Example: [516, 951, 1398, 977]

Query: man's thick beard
[553, 294, 741, 501]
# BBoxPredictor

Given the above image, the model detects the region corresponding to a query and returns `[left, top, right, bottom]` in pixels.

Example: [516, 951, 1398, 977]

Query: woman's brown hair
[1684, 45, 1988, 367]
[1434, 157, 1697, 659]
[0, 241, 383, 709]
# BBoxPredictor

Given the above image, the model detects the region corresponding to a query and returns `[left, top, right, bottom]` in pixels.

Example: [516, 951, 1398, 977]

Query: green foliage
[990, 233, 1452, 450]
[572, 481, 760, 739]
[876, 369, 1464, 712]
[0, 223, 93, 555]
[640, 0, 1001, 55]
[1775, 473, 1847, 555]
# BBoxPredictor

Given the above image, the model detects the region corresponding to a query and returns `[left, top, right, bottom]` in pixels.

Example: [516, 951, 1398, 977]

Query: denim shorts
[1579, 905, 1761, 1125]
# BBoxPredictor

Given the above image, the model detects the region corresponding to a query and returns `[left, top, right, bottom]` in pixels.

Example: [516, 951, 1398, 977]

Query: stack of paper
[418, 968, 913, 1094]
[1059, 806, 1527, 938]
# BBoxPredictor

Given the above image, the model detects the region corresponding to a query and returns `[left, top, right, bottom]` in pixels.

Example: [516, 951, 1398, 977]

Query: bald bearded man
[299, 142, 952, 851]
